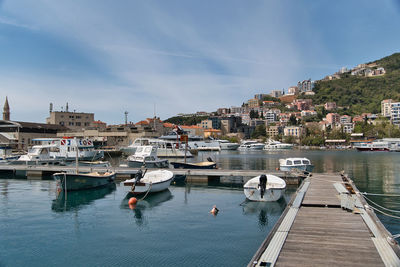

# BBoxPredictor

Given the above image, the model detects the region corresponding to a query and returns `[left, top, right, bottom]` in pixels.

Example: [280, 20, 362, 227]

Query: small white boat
[244, 174, 286, 202]
[279, 157, 314, 172]
[120, 170, 174, 194]
[218, 140, 240, 150]
[263, 139, 293, 150]
[126, 146, 169, 168]
[238, 141, 265, 151]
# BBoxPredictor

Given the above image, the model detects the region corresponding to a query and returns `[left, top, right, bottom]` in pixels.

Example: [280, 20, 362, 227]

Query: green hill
[310, 53, 400, 115]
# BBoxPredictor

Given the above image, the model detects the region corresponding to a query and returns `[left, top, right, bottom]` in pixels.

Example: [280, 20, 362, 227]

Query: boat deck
[249, 173, 400, 267]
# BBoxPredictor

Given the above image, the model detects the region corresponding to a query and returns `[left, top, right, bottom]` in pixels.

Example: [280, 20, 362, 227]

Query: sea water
[1, 150, 399, 266]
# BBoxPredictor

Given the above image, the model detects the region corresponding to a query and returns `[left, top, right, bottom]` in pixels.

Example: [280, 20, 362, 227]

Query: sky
[0, 0, 399, 124]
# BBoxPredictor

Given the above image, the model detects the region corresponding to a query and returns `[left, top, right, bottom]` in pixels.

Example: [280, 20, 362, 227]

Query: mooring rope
[363, 194, 400, 214]
[369, 205, 400, 220]
[138, 182, 152, 201]
[361, 192, 400, 197]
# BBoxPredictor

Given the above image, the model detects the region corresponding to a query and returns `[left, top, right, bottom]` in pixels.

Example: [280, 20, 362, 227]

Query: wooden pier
[249, 173, 400, 267]
[0, 164, 304, 184]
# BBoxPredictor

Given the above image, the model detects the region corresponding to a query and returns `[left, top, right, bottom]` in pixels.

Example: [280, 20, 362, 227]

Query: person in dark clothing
[259, 174, 267, 198]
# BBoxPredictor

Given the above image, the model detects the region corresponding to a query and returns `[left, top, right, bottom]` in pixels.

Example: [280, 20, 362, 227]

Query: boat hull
[243, 175, 286, 202]
[127, 160, 169, 168]
[121, 170, 174, 194]
[171, 162, 216, 169]
[54, 172, 115, 191]
[280, 165, 314, 172]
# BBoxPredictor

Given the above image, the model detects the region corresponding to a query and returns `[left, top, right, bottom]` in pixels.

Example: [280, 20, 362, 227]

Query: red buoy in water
[128, 197, 137, 205]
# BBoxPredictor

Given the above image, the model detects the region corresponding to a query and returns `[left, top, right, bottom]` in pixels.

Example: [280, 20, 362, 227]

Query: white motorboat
[32, 138, 103, 161]
[218, 140, 240, 150]
[120, 138, 192, 158]
[0, 144, 19, 163]
[263, 139, 293, 150]
[126, 145, 169, 168]
[238, 140, 265, 151]
[279, 157, 314, 172]
[243, 174, 286, 202]
[120, 169, 174, 194]
[15, 144, 65, 165]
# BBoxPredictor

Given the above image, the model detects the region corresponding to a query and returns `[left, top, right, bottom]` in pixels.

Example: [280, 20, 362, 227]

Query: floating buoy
[210, 205, 219, 215]
[129, 204, 136, 210]
[128, 197, 137, 205]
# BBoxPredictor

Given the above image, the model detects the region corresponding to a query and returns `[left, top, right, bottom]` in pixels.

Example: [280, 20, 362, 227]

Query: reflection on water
[52, 183, 116, 212]
[120, 190, 173, 227]
[241, 198, 287, 230]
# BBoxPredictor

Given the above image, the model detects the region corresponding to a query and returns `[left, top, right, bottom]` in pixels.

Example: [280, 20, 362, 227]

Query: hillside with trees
[310, 53, 400, 115]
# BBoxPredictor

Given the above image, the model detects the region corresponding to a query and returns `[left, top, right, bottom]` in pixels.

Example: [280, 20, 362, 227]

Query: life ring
[83, 140, 87, 145]
[88, 140, 92, 145]
[61, 140, 66, 145]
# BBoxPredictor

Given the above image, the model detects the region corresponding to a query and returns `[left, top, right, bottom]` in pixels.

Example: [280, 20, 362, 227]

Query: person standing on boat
[259, 174, 267, 198]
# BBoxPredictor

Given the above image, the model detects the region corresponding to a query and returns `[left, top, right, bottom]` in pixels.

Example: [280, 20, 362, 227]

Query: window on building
[76, 122, 81, 126]
[69, 122, 74, 126]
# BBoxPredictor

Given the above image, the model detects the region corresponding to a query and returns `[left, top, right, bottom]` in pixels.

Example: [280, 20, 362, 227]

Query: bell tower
[3, 97, 10, 121]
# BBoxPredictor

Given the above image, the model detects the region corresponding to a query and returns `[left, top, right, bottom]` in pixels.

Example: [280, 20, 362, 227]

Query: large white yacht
[263, 139, 294, 150]
[238, 140, 265, 151]
[120, 138, 193, 158]
[217, 140, 240, 150]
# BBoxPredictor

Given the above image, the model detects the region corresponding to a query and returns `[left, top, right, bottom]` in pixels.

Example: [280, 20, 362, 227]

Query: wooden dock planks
[250, 173, 400, 267]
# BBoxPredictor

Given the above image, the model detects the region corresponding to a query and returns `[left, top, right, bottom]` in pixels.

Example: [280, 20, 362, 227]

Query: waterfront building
[301, 110, 317, 117]
[46, 103, 94, 130]
[283, 126, 305, 138]
[324, 102, 337, 111]
[254, 94, 269, 100]
[293, 99, 312, 111]
[391, 102, 400, 125]
[297, 79, 314, 92]
[266, 125, 282, 138]
[181, 125, 204, 137]
[3, 97, 10, 121]
[216, 108, 230, 115]
[270, 90, 283, 98]
[342, 122, 354, 134]
[326, 113, 340, 124]
[264, 111, 278, 123]
[0, 120, 66, 150]
[198, 119, 213, 129]
[247, 98, 260, 108]
[340, 115, 352, 124]
[287, 86, 299, 95]
[220, 116, 242, 134]
[249, 119, 266, 127]
[381, 99, 393, 118]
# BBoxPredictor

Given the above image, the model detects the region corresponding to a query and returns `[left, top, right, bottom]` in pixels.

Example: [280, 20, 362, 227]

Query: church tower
[3, 97, 10, 121]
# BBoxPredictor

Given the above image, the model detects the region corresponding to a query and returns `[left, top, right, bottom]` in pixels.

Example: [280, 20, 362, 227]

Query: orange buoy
[128, 197, 137, 205]
[210, 205, 219, 215]
[129, 204, 136, 210]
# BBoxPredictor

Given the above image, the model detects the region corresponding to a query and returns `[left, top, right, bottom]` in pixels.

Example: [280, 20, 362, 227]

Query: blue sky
[0, 0, 399, 124]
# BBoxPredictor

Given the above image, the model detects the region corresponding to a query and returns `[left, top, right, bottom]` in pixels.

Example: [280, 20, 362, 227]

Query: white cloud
[0, 0, 339, 123]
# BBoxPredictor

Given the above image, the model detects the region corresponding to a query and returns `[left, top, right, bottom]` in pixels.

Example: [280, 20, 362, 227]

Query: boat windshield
[144, 147, 152, 153]
[302, 160, 310, 164]
[136, 147, 143, 153]
[294, 160, 302, 165]
[29, 148, 41, 154]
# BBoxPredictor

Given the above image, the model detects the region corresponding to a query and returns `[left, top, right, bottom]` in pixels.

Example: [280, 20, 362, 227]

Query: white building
[391, 102, 400, 125]
[381, 99, 393, 118]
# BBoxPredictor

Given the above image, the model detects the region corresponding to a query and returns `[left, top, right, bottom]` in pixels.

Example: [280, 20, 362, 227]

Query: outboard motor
[207, 157, 214, 162]
[259, 174, 267, 198]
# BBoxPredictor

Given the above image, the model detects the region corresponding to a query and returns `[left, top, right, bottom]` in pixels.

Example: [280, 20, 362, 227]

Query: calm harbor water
[1, 150, 400, 266]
